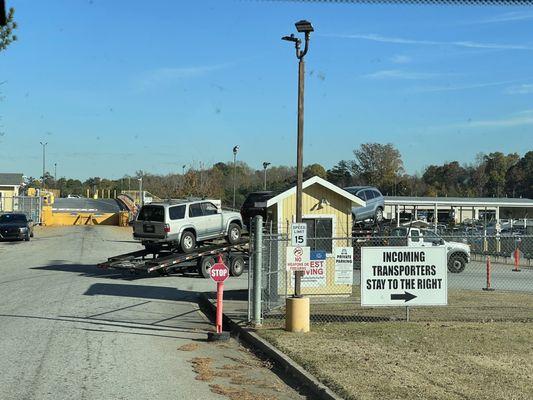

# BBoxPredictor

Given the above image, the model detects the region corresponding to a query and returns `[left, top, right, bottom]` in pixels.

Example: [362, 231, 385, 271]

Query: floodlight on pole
[39, 141, 48, 188]
[282, 19, 313, 298]
[262, 162, 271, 190]
[138, 176, 143, 206]
[232, 145, 240, 209]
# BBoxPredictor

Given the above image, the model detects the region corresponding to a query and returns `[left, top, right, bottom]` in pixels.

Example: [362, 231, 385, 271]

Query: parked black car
[240, 191, 276, 227]
[0, 213, 34, 241]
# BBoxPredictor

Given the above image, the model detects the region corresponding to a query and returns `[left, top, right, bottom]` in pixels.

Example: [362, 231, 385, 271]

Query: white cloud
[506, 84, 533, 95]
[414, 79, 524, 93]
[467, 12, 533, 24]
[139, 64, 230, 89]
[448, 110, 533, 129]
[321, 33, 533, 51]
[391, 55, 411, 64]
[362, 69, 448, 80]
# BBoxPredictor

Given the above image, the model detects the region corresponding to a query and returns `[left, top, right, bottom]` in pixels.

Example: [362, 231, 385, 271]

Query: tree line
[26, 143, 532, 207]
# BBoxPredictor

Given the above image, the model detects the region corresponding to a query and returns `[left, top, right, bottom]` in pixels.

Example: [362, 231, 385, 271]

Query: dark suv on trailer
[240, 191, 276, 227]
[0, 213, 34, 241]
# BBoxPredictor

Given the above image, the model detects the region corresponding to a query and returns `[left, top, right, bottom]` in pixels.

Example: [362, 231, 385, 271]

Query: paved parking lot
[0, 226, 304, 400]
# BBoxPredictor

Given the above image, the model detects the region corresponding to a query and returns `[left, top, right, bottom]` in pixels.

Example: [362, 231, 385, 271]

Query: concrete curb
[198, 293, 343, 400]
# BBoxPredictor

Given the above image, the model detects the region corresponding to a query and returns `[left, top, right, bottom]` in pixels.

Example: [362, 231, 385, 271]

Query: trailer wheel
[198, 256, 216, 279]
[230, 256, 245, 277]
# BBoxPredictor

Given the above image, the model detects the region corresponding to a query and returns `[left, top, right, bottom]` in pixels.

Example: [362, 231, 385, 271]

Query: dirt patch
[209, 384, 274, 400]
[191, 357, 215, 381]
[259, 321, 533, 400]
[191, 357, 243, 382]
[177, 343, 199, 352]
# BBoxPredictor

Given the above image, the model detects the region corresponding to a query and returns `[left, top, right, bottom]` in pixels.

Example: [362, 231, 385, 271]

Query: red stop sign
[210, 263, 229, 282]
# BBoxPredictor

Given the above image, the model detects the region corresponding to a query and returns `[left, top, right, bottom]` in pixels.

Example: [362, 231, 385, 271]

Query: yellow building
[263, 176, 365, 299]
[0, 173, 24, 212]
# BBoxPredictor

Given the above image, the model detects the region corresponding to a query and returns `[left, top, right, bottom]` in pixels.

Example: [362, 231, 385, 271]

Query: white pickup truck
[390, 227, 470, 273]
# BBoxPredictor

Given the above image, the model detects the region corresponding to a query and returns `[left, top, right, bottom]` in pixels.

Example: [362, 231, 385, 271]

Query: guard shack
[262, 176, 365, 305]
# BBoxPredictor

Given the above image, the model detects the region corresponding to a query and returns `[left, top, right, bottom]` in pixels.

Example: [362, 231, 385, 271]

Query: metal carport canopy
[384, 196, 533, 208]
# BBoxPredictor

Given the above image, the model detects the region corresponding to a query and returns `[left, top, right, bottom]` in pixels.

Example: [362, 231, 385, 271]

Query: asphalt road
[0, 226, 304, 400]
[52, 198, 122, 213]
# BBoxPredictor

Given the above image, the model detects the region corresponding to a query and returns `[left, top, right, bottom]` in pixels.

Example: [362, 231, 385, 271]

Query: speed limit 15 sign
[291, 223, 307, 246]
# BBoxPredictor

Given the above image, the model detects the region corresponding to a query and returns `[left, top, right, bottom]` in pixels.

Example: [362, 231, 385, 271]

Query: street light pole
[54, 163, 57, 181]
[283, 20, 313, 298]
[232, 145, 239, 209]
[39, 141, 48, 189]
[138, 176, 143, 207]
[263, 162, 271, 191]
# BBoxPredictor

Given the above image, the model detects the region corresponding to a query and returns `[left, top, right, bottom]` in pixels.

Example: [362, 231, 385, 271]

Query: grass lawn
[259, 321, 533, 400]
[264, 289, 533, 323]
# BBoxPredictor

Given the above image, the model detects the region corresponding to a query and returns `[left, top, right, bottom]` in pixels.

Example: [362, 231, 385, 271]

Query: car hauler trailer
[97, 239, 249, 278]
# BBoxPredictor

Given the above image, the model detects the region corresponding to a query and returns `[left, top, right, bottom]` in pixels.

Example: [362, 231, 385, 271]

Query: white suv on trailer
[133, 199, 243, 253]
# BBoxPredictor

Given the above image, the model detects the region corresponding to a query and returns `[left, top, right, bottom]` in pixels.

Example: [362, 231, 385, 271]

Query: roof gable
[266, 176, 366, 208]
[0, 173, 23, 186]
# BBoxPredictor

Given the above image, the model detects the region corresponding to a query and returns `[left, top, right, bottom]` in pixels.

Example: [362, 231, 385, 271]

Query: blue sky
[1, 0, 533, 180]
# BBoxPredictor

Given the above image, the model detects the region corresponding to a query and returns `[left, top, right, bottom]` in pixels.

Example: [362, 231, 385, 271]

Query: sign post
[361, 247, 447, 308]
[208, 255, 230, 341]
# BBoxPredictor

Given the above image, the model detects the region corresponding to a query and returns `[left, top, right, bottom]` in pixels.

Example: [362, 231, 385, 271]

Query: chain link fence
[250, 223, 533, 325]
[0, 195, 42, 224]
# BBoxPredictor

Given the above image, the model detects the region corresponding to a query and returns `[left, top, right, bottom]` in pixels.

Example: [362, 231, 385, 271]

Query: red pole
[513, 248, 521, 272]
[483, 256, 494, 291]
[216, 281, 224, 333]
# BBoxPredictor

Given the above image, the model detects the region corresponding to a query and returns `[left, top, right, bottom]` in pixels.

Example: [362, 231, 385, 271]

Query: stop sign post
[210, 255, 229, 337]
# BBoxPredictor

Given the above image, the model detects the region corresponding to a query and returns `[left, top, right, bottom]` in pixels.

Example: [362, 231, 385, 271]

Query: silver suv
[132, 199, 243, 253]
[344, 186, 385, 224]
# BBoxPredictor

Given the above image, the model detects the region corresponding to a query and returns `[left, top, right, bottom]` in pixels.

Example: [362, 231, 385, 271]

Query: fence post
[253, 215, 263, 326]
[482, 256, 495, 291]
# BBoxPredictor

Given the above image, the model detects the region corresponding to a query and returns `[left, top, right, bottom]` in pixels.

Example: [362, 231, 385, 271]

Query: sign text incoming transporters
[361, 247, 447, 307]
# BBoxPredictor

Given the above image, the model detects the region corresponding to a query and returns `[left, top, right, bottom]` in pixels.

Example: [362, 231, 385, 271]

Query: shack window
[303, 218, 333, 253]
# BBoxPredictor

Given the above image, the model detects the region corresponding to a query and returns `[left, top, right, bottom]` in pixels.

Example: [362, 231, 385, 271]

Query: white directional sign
[361, 247, 447, 307]
[286, 246, 311, 272]
[290, 223, 307, 246]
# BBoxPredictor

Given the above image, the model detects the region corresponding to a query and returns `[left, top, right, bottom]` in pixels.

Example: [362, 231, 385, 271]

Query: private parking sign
[361, 246, 447, 307]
